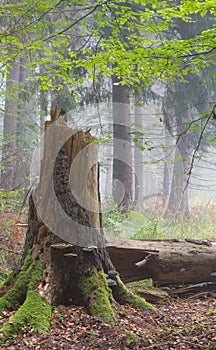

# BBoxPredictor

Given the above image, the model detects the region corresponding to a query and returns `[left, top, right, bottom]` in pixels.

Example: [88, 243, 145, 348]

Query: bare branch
[44, 2, 107, 42]
[184, 104, 216, 192]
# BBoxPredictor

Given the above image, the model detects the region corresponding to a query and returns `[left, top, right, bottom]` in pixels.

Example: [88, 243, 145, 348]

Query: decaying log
[106, 238, 216, 286]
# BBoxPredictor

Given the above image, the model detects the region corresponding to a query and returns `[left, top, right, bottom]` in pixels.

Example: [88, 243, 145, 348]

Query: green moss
[0, 255, 31, 314]
[1, 290, 52, 342]
[28, 260, 44, 288]
[0, 256, 43, 315]
[0, 258, 52, 343]
[22, 251, 32, 269]
[80, 267, 115, 326]
[127, 279, 154, 290]
[0, 273, 27, 314]
[113, 277, 157, 312]
[0, 253, 32, 290]
[0, 271, 17, 288]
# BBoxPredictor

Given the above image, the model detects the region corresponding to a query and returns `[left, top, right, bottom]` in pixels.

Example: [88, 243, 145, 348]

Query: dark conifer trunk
[112, 76, 133, 212]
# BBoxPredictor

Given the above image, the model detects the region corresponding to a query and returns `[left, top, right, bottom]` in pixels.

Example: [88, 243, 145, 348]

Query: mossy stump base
[0, 236, 155, 343]
[0, 249, 155, 343]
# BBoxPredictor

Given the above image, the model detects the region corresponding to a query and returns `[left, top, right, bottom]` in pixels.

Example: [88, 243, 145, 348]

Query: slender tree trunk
[134, 101, 144, 211]
[166, 133, 190, 217]
[1, 60, 20, 191]
[39, 80, 48, 130]
[15, 59, 35, 189]
[162, 127, 175, 206]
[112, 76, 133, 212]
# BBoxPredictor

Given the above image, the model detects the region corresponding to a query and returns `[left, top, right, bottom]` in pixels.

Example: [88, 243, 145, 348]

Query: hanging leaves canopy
[0, 0, 215, 89]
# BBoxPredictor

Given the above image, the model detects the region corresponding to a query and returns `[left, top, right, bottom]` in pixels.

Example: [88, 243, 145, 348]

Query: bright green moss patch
[21, 251, 32, 270]
[27, 260, 44, 289]
[0, 253, 31, 314]
[0, 257, 52, 343]
[0, 258, 44, 315]
[0, 270, 16, 288]
[80, 267, 115, 326]
[0, 271, 28, 314]
[1, 290, 52, 342]
[113, 277, 157, 312]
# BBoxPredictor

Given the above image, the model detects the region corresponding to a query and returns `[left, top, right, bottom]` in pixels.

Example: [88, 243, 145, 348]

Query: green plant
[125, 331, 138, 345]
[102, 202, 127, 238]
[207, 309, 215, 316]
[103, 202, 216, 241]
[0, 188, 26, 212]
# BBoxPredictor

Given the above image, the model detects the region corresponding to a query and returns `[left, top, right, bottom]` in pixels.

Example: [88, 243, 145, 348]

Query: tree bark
[107, 238, 216, 286]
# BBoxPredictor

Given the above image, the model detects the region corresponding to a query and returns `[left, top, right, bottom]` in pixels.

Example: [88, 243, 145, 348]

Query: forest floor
[0, 211, 216, 349]
[0, 292, 215, 350]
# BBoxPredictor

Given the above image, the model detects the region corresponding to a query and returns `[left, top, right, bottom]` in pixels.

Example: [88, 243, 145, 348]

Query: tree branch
[44, 1, 107, 42]
[184, 104, 216, 192]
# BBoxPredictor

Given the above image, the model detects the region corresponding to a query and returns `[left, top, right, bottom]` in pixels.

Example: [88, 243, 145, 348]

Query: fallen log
[168, 282, 216, 297]
[106, 238, 216, 286]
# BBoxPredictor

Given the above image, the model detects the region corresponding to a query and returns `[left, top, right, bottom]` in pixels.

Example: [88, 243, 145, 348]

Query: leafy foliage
[0, 188, 26, 211]
[0, 1, 216, 89]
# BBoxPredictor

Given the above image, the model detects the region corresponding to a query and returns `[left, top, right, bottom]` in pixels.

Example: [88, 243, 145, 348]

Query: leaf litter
[0, 293, 215, 349]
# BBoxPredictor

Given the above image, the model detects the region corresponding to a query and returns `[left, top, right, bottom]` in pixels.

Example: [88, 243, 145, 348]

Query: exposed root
[1, 290, 52, 342]
[80, 267, 115, 326]
[0, 254, 52, 343]
[0, 253, 33, 314]
[113, 277, 157, 312]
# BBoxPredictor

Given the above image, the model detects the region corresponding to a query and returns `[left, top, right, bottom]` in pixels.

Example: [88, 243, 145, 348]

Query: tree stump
[0, 107, 154, 343]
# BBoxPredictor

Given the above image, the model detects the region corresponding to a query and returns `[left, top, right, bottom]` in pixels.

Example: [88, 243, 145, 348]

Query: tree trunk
[1, 60, 20, 191]
[112, 76, 133, 212]
[166, 133, 190, 218]
[15, 58, 35, 189]
[107, 238, 216, 286]
[0, 108, 154, 343]
[134, 102, 145, 211]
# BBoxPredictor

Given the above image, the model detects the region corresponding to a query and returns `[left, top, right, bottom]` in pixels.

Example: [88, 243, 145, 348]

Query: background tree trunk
[166, 134, 190, 217]
[1, 60, 20, 191]
[15, 58, 35, 189]
[134, 102, 145, 211]
[112, 76, 133, 212]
